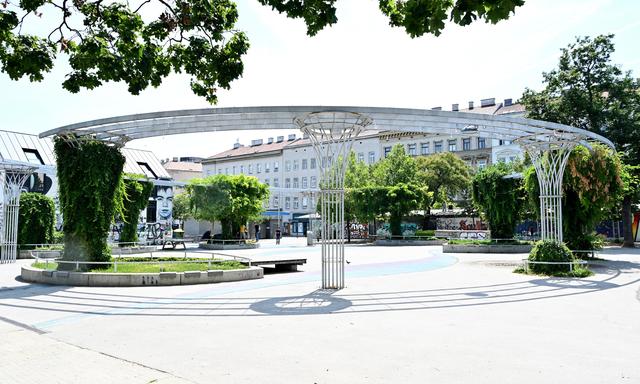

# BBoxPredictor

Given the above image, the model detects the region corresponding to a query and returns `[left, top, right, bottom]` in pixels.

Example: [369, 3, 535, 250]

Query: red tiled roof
[206, 139, 293, 160]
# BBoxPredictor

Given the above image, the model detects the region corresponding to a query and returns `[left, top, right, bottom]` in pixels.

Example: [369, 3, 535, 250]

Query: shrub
[415, 229, 435, 237]
[528, 240, 574, 275]
[18, 193, 55, 247]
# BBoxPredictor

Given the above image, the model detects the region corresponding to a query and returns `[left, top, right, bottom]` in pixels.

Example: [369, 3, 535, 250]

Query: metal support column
[0, 162, 36, 264]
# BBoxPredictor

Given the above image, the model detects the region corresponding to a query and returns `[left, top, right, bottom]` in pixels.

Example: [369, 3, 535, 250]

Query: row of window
[384, 137, 488, 157]
[262, 176, 318, 189]
[219, 161, 280, 176]
[269, 195, 312, 210]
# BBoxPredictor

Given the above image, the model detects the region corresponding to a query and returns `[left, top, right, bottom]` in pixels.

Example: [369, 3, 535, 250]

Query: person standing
[254, 223, 260, 242]
[275, 227, 281, 245]
[240, 224, 246, 239]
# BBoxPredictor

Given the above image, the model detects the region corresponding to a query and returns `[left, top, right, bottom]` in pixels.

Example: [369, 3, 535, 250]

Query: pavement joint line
[0, 315, 48, 334]
[47, 334, 199, 384]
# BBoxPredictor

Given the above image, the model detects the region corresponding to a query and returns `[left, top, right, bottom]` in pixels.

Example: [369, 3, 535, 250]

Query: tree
[343, 151, 372, 241]
[371, 144, 429, 236]
[1, 0, 524, 103]
[187, 174, 269, 238]
[18, 192, 55, 246]
[521, 34, 640, 246]
[172, 192, 192, 228]
[524, 144, 624, 249]
[416, 152, 472, 226]
[472, 161, 525, 239]
[119, 175, 153, 244]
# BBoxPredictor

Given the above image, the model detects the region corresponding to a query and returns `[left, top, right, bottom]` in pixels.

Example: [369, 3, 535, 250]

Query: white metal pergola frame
[0, 162, 37, 264]
[38, 106, 615, 287]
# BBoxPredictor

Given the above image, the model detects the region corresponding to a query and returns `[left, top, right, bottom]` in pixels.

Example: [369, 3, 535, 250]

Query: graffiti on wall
[436, 217, 487, 231]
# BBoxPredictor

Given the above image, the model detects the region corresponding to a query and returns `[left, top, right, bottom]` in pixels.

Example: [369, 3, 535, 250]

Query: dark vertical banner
[633, 212, 640, 242]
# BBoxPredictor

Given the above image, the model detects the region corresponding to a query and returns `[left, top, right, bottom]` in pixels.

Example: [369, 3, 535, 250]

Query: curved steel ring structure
[39, 106, 614, 149]
[38, 106, 615, 288]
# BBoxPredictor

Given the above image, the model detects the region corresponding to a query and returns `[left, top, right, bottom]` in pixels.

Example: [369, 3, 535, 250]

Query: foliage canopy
[18, 192, 55, 246]
[2, 0, 523, 102]
[187, 174, 269, 238]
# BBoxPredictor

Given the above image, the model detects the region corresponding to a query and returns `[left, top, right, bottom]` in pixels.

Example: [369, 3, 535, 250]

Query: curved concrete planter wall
[199, 242, 260, 250]
[21, 265, 263, 286]
[442, 244, 533, 253]
[374, 239, 445, 246]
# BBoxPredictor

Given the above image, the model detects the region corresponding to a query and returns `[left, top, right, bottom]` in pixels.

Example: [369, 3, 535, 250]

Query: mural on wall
[155, 186, 173, 225]
[436, 217, 487, 231]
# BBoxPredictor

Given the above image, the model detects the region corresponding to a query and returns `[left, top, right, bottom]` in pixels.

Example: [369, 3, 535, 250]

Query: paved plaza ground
[1, 238, 639, 383]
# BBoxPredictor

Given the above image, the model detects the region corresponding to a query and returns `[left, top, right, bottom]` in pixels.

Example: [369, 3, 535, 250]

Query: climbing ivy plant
[472, 162, 526, 239]
[54, 136, 126, 265]
[119, 175, 153, 244]
[17, 192, 55, 247]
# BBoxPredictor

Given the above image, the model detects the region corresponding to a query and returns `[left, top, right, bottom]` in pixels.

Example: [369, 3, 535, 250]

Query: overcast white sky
[1, 0, 639, 160]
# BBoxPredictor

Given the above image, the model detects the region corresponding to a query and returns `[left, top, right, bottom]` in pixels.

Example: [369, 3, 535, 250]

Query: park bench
[161, 237, 193, 250]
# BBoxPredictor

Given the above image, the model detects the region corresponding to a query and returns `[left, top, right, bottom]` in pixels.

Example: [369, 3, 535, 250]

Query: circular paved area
[1, 239, 639, 383]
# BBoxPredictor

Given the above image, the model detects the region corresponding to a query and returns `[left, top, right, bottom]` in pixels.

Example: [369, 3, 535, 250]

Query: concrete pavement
[1, 239, 639, 383]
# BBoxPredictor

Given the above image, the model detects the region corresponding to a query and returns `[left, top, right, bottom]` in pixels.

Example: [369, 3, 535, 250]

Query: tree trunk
[622, 196, 635, 247]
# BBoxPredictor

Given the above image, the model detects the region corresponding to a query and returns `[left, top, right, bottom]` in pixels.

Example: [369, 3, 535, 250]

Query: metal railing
[522, 259, 589, 273]
[31, 249, 252, 272]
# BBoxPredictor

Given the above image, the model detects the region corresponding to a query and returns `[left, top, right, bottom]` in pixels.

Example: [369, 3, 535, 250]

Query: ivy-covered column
[54, 136, 126, 267]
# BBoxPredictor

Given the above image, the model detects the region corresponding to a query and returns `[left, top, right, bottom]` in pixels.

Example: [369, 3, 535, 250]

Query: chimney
[250, 139, 263, 147]
[431, 106, 442, 111]
[287, 134, 296, 141]
[452, 104, 459, 112]
[504, 98, 513, 106]
[233, 142, 241, 149]
[276, 136, 284, 143]
[468, 101, 474, 110]
[480, 98, 496, 107]
[267, 137, 274, 144]
[303, 132, 309, 139]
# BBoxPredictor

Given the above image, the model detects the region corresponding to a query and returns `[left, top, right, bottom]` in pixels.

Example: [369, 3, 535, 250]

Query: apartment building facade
[201, 98, 526, 238]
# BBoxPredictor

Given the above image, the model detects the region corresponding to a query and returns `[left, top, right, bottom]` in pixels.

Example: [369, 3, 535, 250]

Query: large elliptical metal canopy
[39, 106, 614, 286]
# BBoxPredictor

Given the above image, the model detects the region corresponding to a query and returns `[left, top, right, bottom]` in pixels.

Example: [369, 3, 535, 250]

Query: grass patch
[31, 259, 246, 273]
[513, 266, 593, 278]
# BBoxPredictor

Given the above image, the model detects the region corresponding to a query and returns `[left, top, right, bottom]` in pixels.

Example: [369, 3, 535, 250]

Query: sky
[1, 0, 639, 161]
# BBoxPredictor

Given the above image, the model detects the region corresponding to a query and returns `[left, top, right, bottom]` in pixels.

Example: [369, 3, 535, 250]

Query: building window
[407, 144, 417, 156]
[368, 151, 375, 164]
[463, 138, 471, 151]
[285, 161, 291, 171]
[265, 162, 270, 173]
[358, 152, 364, 162]
[302, 177, 308, 188]
[232, 166, 236, 174]
[478, 160, 487, 170]
[302, 159, 308, 170]
[225, 167, 229, 174]
[434, 141, 443, 153]
[478, 137, 486, 149]
[384, 146, 392, 157]
[285, 178, 291, 188]
[311, 176, 317, 188]
[217, 169, 222, 174]
[240, 165, 245, 174]
[247, 165, 252, 174]
[273, 196, 279, 208]
[257, 163, 262, 173]
[448, 140, 457, 152]
[420, 143, 429, 155]
[499, 139, 512, 146]
[310, 158, 316, 169]
[293, 178, 299, 188]
[293, 160, 299, 171]
[264, 178, 270, 186]
[274, 161, 279, 172]
[274, 178, 279, 187]
[22, 148, 44, 165]
[285, 197, 291, 209]
[302, 197, 308, 209]
[293, 197, 299, 209]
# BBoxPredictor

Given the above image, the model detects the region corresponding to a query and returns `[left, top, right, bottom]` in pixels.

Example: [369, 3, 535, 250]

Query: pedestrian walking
[254, 224, 260, 241]
[275, 227, 281, 245]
